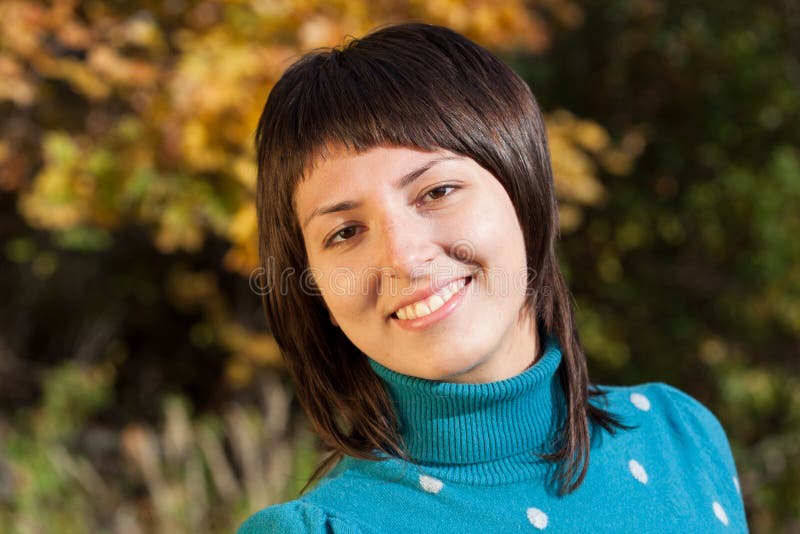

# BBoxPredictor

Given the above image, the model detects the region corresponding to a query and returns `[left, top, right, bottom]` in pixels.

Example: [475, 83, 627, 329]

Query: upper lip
[387, 275, 472, 317]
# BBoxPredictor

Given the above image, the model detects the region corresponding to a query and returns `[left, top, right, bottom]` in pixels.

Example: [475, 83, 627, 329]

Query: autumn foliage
[1, 0, 798, 532]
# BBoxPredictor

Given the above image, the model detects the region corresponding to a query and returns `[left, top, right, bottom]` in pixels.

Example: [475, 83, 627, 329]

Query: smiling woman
[240, 23, 747, 533]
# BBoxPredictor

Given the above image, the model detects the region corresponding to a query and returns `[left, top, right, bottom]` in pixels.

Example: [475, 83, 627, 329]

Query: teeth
[427, 295, 445, 312]
[394, 278, 467, 320]
[414, 302, 431, 317]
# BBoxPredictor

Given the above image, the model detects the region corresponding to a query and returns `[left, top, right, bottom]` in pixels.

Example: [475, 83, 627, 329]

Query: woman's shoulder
[597, 381, 719, 418]
[593, 381, 741, 491]
[236, 500, 312, 534]
[236, 498, 361, 534]
[236, 457, 388, 534]
[597, 382, 731, 450]
[588, 382, 747, 530]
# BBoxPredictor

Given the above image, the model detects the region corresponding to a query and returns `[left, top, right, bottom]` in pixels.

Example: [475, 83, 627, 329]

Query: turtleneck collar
[367, 337, 564, 469]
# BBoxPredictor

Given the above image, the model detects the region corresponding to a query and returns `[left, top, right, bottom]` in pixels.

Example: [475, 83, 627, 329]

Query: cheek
[317, 267, 372, 320]
[471, 197, 529, 296]
[435, 199, 493, 261]
[459, 198, 520, 261]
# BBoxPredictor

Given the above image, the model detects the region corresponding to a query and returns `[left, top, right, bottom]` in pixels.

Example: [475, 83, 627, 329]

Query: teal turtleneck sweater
[238, 339, 747, 533]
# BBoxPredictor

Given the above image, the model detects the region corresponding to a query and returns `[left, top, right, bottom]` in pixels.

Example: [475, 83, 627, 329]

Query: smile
[392, 276, 471, 320]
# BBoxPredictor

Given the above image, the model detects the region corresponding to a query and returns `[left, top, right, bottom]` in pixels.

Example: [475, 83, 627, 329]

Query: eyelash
[323, 184, 460, 248]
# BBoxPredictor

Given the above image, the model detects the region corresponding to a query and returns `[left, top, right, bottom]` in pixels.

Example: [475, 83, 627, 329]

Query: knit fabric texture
[238, 338, 748, 533]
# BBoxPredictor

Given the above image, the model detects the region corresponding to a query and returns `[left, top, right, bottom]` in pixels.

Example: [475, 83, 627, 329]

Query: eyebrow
[301, 155, 459, 230]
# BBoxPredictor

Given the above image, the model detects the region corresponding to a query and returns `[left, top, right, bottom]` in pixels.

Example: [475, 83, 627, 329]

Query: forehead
[293, 145, 454, 209]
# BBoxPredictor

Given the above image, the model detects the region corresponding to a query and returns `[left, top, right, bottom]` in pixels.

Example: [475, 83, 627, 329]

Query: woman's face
[294, 145, 538, 383]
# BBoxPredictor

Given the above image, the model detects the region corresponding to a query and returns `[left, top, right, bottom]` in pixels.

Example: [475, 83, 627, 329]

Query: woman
[239, 22, 746, 533]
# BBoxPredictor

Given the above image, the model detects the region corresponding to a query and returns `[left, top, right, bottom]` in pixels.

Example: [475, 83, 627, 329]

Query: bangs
[256, 24, 539, 194]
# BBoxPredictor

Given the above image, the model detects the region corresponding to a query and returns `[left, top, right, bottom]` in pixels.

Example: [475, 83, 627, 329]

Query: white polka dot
[713, 501, 729, 526]
[628, 459, 648, 484]
[733, 476, 740, 494]
[418, 474, 444, 494]
[630, 392, 651, 411]
[526, 507, 548, 529]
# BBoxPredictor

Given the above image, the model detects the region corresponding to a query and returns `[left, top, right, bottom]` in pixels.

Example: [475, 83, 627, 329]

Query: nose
[376, 215, 436, 282]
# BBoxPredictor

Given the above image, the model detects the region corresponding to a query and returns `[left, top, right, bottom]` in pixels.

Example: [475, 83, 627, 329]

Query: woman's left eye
[422, 184, 459, 202]
[324, 225, 361, 248]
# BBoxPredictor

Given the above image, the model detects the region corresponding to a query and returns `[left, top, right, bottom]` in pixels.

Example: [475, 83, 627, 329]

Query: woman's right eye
[324, 225, 361, 248]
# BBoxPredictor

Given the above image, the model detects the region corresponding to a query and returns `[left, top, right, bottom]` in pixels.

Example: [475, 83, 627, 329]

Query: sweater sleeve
[237, 500, 359, 534]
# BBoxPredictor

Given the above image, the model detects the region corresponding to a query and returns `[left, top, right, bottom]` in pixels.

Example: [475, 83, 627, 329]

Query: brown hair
[254, 22, 625, 495]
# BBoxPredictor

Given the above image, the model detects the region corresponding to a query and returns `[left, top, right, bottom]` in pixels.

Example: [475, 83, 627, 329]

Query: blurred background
[0, 0, 798, 532]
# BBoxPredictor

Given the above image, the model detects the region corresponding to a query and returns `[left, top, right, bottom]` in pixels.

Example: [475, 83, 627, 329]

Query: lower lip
[391, 277, 472, 331]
